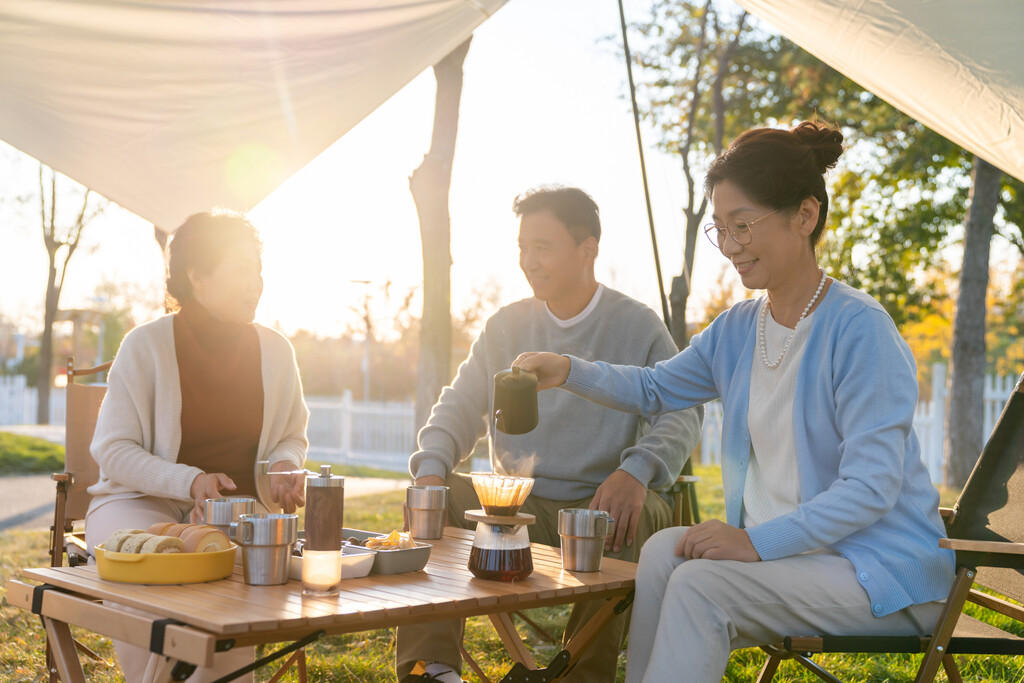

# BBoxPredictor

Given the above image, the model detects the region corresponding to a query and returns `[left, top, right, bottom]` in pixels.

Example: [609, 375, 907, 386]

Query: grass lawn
[0, 432, 65, 475]
[1, 464, 1020, 681]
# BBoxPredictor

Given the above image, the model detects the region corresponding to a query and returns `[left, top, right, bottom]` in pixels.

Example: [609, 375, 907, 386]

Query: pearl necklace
[759, 268, 827, 370]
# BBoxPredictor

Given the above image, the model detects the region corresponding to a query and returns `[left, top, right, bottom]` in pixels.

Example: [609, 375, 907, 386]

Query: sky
[0, 0, 739, 340]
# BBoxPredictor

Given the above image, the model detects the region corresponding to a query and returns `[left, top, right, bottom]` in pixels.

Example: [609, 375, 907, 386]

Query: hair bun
[792, 121, 844, 173]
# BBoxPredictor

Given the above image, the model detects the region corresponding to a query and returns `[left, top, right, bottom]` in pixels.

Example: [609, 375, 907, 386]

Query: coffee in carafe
[466, 515, 534, 582]
[468, 545, 533, 582]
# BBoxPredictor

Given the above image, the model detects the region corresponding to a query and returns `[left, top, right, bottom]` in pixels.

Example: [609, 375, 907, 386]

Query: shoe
[400, 660, 466, 683]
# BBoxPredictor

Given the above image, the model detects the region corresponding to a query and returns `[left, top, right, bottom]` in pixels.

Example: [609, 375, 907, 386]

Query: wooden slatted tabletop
[19, 527, 636, 643]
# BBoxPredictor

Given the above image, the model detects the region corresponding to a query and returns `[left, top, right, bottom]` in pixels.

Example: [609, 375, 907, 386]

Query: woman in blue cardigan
[517, 121, 954, 683]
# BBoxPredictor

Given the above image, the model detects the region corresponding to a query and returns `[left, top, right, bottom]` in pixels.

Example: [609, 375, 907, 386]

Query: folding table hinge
[31, 584, 64, 615]
[499, 650, 571, 682]
[209, 629, 324, 683]
[613, 590, 635, 615]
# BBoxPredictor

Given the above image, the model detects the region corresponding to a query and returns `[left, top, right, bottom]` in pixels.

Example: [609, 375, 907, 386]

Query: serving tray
[94, 543, 237, 584]
[344, 528, 431, 574]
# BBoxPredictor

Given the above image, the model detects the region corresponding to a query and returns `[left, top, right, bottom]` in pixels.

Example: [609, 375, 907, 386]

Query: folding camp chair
[50, 357, 110, 569]
[46, 357, 308, 683]
[671, 459, 701, 527]
[756, 372, 1024, 683]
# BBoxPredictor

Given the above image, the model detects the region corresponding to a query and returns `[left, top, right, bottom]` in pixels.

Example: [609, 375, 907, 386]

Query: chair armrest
[938, 507, 955, 520]
[52, 473, 71, 483]
[939, 538, 1024, 555]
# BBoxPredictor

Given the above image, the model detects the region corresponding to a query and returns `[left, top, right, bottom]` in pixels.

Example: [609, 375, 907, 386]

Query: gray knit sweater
[410, 286, 703, 500]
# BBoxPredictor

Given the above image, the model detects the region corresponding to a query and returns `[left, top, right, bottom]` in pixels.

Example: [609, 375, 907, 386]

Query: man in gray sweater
[398, 186, 703, 683]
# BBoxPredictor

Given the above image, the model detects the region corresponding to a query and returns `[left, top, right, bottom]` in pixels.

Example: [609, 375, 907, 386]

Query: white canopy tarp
[0, 0, 507, 231]
[735, 0, 1024, 183]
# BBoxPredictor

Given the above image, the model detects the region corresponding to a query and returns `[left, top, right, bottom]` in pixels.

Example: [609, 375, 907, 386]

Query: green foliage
[986, 262, 1024, 377]
[634, 1, 1024, 337]
[0, 432, 64, 475]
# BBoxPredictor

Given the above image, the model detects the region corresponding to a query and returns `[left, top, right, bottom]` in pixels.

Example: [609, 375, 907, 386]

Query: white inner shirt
[743, 300, 815, 529]
[545, 283, 604, 328]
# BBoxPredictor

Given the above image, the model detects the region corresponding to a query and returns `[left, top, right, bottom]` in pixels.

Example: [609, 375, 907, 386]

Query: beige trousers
[396, 472, 671, 682]
[86, 496, 259, 683]
[626, 527, 946, 683]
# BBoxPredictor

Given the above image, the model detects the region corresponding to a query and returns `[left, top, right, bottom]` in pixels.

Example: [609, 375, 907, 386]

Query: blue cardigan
[565, 281, 954, 617]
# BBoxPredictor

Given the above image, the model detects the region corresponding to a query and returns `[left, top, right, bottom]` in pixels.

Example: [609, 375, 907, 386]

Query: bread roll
[182, 528, 231, 553]
[140, 535, 184, 554]
[120, 533, 156, 554]
[165, 523, 192, 537]
[147, 522, 175, 536]
[104, 529, 145, 552]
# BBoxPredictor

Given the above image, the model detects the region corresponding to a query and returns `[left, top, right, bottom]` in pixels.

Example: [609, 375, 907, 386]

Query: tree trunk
[669, 213, 701, 348]
[410, 39, 471, 430]
[36, 257, 60, 423]
[945, 157, 1001, 487]
[35, 167, 97, 423]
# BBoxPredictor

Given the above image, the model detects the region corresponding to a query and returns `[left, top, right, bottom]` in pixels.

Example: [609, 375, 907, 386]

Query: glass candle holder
[301, 549, 342, 596]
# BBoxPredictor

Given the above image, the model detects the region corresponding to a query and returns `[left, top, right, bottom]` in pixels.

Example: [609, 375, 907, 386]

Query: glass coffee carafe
[466, 510, 534, 582]
[466, 472, 536, 582]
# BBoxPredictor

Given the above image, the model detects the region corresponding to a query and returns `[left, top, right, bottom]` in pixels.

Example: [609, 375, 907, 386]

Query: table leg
[498, 592, 632, 683]
[42, 617, 86, 683]
[559, 595, 623, 668]
[489, 612, 537, 669]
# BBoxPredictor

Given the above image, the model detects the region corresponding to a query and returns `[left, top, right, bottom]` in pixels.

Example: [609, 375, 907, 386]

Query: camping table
[10, 526, 636, 683]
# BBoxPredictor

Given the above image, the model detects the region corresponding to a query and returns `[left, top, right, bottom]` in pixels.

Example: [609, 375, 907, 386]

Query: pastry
[119, 533, 156, 554]
[104, 529, 145, 552]
[139, 535, 184, 554]
[146, 522, 175, 536]
[181, 528, 231, 553]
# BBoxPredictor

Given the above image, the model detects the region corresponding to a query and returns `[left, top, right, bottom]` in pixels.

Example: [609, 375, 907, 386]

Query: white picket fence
[305, 391, 416, 471]
[698, 363, 1019, 483]
[0, 375, 65, 426]
[3, 363, 1018, 480]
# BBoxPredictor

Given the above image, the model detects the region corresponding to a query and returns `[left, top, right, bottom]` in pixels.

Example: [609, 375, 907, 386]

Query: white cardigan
[87, 314, 309, 513]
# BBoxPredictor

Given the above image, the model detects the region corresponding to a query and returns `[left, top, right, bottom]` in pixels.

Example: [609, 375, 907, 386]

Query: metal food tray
[343, 528, 431, 574]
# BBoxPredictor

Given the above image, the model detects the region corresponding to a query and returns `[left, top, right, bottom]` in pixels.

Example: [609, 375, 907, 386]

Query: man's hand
[190, 472, 236, 523]
[268, 460, 306, 514]
[676, 519, 761, 562]
[513, 352, 571, 390]
[590, 469, 647, 553]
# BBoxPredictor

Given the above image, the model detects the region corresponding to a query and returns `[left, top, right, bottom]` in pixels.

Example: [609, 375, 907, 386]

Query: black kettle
[492, 366, 539, 434]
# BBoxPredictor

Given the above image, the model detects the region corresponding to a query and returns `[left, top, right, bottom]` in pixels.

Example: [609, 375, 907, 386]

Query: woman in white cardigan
[85, 210, 309, 683]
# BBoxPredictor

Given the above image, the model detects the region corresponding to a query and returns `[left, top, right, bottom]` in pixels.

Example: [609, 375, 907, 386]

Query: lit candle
[301, 549, 342, 596]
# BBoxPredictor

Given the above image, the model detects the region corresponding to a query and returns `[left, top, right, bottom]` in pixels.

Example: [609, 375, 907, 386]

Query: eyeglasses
[703, 208, 783, 249]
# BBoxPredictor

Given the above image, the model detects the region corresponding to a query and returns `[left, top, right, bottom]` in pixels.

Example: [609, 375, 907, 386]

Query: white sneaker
[423, 662, 464, 683]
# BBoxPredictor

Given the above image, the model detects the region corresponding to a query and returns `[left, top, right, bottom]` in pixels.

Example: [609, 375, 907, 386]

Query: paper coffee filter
[470, 473, 534, 515]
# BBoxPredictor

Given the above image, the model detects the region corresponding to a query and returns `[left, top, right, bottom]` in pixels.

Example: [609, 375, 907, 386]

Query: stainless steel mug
[406, 485, 448, 539]
[557, 508, 615, 572]
[204, 496, 256, 536]
[234, 513, 299, 585]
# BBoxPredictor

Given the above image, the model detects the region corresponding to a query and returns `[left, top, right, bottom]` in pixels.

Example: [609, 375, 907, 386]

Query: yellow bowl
[470, 473, 534, 516]
[95, 543, 237, 584]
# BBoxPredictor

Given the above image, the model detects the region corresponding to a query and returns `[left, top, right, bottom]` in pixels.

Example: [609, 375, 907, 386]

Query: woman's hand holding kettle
[513, 352, 571, 390]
